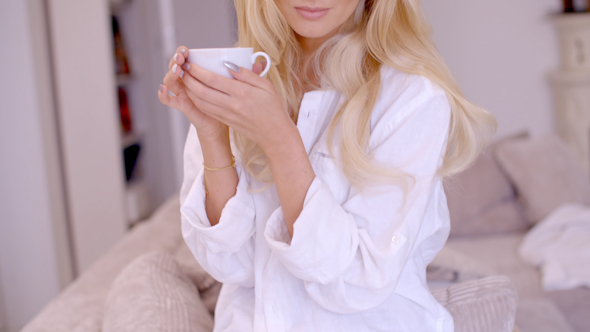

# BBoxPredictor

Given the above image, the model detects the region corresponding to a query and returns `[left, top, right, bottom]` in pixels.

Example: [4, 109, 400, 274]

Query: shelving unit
[550, 13, 590, 173]
[111, 6, 150, 224]
[104, 0, 238, 225]
[109, 0, 180, 225]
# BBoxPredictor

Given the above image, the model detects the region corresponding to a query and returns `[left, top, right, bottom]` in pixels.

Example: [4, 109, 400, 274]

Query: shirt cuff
[264, 176, 359, 284]
[180, 160, 256, 253]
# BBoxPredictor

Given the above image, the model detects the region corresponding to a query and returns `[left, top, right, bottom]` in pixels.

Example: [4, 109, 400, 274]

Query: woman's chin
[293, 27, 333, 40]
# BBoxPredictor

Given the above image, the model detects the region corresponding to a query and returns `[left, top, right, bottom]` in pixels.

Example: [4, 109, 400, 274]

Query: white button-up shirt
[180, 65, 454, 332]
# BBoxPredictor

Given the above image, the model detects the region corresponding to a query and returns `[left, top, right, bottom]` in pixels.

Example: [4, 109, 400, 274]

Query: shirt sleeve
[263, 90, 451, 313]
[180, 125, 256, 287]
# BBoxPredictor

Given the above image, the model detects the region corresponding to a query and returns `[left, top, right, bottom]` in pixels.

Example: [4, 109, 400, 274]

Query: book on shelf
[123, 143, 141, 182]
[112, 15, 130, 75]
[117, 87, 141, 182]
[112, 14, 141, 183]
[118, 87, 132, 133]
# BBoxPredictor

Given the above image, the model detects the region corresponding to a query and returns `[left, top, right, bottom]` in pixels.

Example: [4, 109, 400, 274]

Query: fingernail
[180, 48, 186, 53]
[174, 53, 178, 62]
[182, 63, 190, 70]
[159, 84, 164, 93]
[180, 71, 185, 79]
[223, 61, 240, 72]
[172, 64, 178, 74]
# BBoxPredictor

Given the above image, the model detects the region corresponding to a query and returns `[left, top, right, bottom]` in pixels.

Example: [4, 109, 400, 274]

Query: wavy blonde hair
[233, 0, 497, 194]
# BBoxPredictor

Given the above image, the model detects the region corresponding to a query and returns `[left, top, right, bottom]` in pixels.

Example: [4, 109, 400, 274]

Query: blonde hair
[233, 0, 497, 195]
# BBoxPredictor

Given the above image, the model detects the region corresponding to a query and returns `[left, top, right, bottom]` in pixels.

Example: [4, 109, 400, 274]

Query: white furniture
[45, 0, 237, 276]
[47, 0, 129, 274]
[1, 1, 78, 330]
[111, 1, 166, 224]
[109, 0, 237, 224]
[0, 1, 235, 330]
[551, 13, 590, 173]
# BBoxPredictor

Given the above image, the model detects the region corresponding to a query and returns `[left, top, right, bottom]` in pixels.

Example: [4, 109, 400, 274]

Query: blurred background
[0, 0, 588, 331]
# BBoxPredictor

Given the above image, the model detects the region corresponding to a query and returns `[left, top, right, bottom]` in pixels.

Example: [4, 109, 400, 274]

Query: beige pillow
[495, 134, 590, 224]
[102, 251, 214, 332]
[173, 243, 221, 315]
[445, 132, 529, 237]
[427, 246, 496, 282]
[432, 276, 518, 332]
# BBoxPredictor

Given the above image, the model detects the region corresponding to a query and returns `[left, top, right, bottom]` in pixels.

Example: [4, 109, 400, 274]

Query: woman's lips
[295, 7, 330, 20]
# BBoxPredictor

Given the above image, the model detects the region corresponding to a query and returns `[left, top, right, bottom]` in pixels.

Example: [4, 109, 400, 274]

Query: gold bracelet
[203, 155, 236, 171]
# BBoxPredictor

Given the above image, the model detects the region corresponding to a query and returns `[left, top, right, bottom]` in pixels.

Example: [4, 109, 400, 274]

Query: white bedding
[519, 203, 590, 291]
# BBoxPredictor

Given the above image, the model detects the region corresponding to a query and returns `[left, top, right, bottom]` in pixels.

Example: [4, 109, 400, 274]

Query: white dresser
[551, 13, 590, 172]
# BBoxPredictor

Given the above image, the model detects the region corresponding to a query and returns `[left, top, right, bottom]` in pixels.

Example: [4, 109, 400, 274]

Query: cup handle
[252, 52, 271, 77]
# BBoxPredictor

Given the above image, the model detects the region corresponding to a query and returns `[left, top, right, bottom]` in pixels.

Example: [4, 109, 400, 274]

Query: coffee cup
[187, 48, 271, 79]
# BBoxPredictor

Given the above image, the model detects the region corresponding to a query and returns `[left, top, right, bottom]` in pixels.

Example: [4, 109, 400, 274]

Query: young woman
[158, 0, 496, 331]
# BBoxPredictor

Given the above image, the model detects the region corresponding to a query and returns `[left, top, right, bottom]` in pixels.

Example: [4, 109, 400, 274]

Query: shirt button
[391, 235, 401, 244]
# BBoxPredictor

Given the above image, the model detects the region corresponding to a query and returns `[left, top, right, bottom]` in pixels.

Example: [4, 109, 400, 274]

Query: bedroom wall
[0, 1, 67, 331]
[0, 277, 5, 332]
[173, 0, 236, 49]
[164, 0, 237, 189]
[47, 0, 128, 273]
[169, 0, 561, 141]
[162, 0, 563, 164]
[421, 0, 561, 139]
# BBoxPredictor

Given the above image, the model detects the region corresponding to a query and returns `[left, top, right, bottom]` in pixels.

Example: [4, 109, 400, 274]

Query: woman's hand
[181, 61, 314, 237]
[157, 46, 227, 141]
[179, 60, 295, 153]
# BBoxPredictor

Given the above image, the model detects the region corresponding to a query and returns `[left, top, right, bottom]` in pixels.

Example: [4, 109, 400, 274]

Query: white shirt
[180, 65, 454, 332]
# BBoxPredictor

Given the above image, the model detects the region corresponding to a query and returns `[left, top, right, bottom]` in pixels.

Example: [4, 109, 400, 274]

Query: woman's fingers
[185, 89, 233, 125]
[181, 62, 242, 97]
[168, 46, 188, 71]
[157, 84, 183, 111]
[181, 60, 273, 101]
[163, 45, 190, 95]
[181, 69, 236, 112]
[176, 46, 188, 59]
[226, 63, 274, 92]
[159, 84, 225, 134]
[252, 62, 265, 75]
[162, 62, 186, 96]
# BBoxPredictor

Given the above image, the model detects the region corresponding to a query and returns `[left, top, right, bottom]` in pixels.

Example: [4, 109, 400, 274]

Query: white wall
[28, 0, 74, 293]
[47, 0, 128, 272]
[173, 0, 236, 49]
[0, 1, 67, 330]
[0, 1, 236, 330]
[0, 280, 5, 332]
[0, 271, 5, 332]
[165, 0, 237, 187]
[170, 0, 560, 141]
[421, 0, 561, 138]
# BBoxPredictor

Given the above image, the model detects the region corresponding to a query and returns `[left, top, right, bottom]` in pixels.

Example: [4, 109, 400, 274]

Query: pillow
[495, 134, 590, 224]
[103, 251, 214, 332]
[427, 246, 496, 282]
[431, 276, 518, 332]
[173, 243, 221, 315]
[445, 132, 529, 237]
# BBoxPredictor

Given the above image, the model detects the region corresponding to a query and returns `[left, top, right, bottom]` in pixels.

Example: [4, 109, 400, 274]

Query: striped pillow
[431, 276, 518, 332]
[103, 251, 214, 332]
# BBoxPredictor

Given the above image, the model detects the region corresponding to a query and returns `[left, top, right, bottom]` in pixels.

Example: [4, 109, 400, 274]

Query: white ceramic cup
[187, 47, 271, 79]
